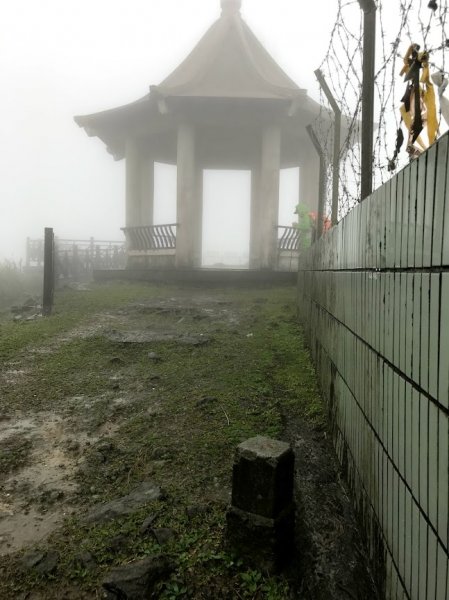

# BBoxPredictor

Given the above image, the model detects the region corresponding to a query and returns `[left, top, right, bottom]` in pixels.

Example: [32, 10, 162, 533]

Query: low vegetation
[0, 281, 325, 599]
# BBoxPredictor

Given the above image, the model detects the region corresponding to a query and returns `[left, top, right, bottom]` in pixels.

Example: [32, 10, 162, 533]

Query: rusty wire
[314, 0, 449, 221]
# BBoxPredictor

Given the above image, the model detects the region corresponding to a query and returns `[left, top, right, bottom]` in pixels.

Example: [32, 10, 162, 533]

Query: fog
[0, 0, 338, 262]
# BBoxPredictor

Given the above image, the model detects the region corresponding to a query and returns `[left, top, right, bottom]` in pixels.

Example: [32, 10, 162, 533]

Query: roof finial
[221, 0, 242, 16]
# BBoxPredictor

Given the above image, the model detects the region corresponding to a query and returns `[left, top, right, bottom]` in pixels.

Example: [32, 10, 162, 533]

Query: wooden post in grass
[42, 228, 55, 316]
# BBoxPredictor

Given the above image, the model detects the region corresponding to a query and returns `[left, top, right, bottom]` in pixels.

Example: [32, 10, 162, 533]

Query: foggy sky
[0, 0, 339, 262]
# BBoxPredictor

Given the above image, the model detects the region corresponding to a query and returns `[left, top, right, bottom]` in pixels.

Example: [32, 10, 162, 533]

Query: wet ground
[0, 286, 378, 598]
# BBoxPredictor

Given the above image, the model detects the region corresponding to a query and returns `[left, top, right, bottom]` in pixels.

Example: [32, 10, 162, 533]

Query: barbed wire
[314, 0, 449, 221]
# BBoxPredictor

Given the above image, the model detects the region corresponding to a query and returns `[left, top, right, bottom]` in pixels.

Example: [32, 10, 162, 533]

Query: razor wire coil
[315, 0, 449, 221]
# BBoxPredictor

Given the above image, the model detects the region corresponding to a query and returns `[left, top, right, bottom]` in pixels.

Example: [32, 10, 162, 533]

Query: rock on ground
[84, 481, 162, 525]
[20, 550, 59, 576]
[102, 555, 174, 600]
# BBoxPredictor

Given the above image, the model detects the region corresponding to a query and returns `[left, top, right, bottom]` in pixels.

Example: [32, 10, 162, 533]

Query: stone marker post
[226, 436, 295, 572]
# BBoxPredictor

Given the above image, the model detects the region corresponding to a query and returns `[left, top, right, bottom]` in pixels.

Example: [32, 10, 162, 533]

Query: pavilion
[75, 0, 324, 271]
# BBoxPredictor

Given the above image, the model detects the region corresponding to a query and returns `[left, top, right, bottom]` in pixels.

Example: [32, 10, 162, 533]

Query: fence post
[358, 0, 377, 200]
[306, 125, 327, 239]
[314, 69, 341, 226]
[42, 228, 55, 316]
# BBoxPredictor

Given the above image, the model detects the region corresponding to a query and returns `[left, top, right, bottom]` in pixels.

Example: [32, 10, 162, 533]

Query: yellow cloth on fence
[421, 61, 438, 144]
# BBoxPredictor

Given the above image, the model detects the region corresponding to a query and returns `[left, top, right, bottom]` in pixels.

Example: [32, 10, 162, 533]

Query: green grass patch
[0, 282, 324, 599]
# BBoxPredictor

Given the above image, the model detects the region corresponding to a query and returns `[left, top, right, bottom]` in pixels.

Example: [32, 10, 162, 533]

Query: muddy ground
[0, 283, 379, 599]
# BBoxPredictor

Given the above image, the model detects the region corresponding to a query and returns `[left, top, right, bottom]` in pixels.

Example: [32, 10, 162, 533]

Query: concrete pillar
[250, 164, 261, 269]
[140, 155, 154, 226]
[176, 124, 201, 268]
[125, 139, 142, 227]
[195, 166, 203, 267]
[259, 126, 281, 270]
[226, 436, 295, 572]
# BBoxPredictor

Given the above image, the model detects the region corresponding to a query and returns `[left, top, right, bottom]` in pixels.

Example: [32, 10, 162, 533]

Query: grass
[0, 281, 325, 599]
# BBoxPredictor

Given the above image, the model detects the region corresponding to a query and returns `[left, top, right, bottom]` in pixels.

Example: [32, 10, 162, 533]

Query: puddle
[104, 329, 210, 346]
[0, 401, 127, 556]
[0, 412, 110, 556]
[0, 506, 70, 556]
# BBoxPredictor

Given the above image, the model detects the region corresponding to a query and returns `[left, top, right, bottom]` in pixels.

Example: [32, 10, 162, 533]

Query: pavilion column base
[176, 125, 202, 270]
[124, 260, 298, 273]
[126, 254, 176, 270]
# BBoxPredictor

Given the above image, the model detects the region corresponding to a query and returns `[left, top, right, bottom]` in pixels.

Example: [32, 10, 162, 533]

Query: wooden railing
[277, 226, 300, 251]
[26, 238, 45, 267]
[122, 225, 177, 252]
[26, 237, 126, 273]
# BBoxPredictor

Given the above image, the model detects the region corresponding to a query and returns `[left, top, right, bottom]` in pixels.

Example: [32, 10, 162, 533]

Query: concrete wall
[297, 133, 449, 599]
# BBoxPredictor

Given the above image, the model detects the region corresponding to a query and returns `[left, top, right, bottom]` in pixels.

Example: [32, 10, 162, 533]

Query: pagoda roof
[152, 1, 305, 100]
[74, 0, 325, 163]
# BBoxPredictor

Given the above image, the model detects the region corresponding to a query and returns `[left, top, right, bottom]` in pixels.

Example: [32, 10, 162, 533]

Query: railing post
[90, 236, 95, 269]
[25, 237, 31, 268]
[42, 228, 55, 316]
[314, 69, 341, 226]
[306, 125, 327, 239]
[358, 0, 377, 200]
[38, 240, 44, 267]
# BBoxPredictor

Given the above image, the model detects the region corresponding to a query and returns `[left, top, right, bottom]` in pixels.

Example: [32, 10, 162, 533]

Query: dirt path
[0, 284, 378, 599]
[0, 291, 248, 563]
[0, 310, 126, 557]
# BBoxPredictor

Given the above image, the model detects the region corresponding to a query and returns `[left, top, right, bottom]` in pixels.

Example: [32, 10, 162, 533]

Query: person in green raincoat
[294, 203, 314, 248]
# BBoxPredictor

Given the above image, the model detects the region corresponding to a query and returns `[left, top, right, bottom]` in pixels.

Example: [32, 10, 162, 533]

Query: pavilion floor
[93, 268, 297, 286]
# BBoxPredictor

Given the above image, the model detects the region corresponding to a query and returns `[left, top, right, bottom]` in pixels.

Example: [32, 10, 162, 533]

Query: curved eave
[73, 91, 317, 142]
[73, 89, 349, 164]
[77, 94, 155, 127]
[74, 94, 156, 160]
[154, 13, 305, 101]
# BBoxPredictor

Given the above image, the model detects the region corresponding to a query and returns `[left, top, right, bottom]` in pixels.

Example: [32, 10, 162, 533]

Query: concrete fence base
[298, 132, 449, 599]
